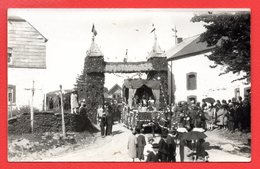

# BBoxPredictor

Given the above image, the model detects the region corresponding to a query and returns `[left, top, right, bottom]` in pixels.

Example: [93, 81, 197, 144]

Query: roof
[166, 34, 215, 61]
[108, 84, 122, 95]
[86, 39, 103, 57]
[8, 15, 48, 42]
[123, 79, 160, 90]
[8, 16, 26, 22]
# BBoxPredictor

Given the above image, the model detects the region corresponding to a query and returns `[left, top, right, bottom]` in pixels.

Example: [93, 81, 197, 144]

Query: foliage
[191, 12, 250, 82]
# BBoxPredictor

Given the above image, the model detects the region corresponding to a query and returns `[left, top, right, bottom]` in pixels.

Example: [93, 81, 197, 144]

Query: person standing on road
[70, 91, 79, 114]
[144, 136, 154, 161]
[166, 129, 177, 162]
[106, 103, 113, 136]
[136, 129, 146, 161]
[98, 105, 106, 137]
[158, 131, 169, 162]
[146, 143, 159, 162]
[127, 130, 137, 162]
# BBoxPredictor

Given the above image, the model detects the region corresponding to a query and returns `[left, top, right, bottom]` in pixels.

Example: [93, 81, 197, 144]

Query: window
[8, 47, 13, 64]
[234, 88, 240, 99]
[8, 85, 16, 104]
[187, 72, 197, 90]
[244, 87, 251, 99]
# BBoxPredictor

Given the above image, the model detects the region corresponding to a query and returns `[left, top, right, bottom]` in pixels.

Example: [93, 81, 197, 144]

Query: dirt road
[40, 123, 250, 162]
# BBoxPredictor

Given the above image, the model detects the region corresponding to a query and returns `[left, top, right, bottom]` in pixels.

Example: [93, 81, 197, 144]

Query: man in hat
[79, 100, 87, 116]
[98, 104, 106, 137]
[136, 129, 146, 161]
[106, 103, 114, 135]
[158, 130, 169, 162]
[166, 129, 177, 162]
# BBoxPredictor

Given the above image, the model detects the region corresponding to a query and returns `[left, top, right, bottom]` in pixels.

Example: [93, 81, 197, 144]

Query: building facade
[8, 16, 48, 112]
[167, 34, 250, 104]
[107, 84, 122, 100]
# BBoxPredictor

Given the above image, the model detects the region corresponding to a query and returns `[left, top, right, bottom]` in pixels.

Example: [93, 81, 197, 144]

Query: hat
[152, 143, 159, 149]
[148, 136, 154, 142]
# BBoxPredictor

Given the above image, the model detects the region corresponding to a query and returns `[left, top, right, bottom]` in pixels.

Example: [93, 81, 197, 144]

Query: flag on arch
[150, 23, 156, 33]
[92, 24, 97, 36]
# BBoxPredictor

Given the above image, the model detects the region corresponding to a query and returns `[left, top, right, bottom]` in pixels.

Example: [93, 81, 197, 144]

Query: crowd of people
[166, 96, 251, 133]
[126, 96, 251, 162]
[97, 99, 121, 137]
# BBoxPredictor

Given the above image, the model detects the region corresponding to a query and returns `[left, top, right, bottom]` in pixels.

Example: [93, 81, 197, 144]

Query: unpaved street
[40, 123, 250, 162]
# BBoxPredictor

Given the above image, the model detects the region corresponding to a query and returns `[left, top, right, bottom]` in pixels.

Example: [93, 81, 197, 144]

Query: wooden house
[8, 16, 48, 113]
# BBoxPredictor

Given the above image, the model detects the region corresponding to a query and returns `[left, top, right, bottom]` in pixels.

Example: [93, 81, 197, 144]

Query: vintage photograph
[7, 8, 251, 162]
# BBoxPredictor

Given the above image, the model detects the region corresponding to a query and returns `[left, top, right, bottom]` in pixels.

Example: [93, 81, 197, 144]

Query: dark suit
[146, 151, 159, 162]
[166, 134, 176, 162]
[106, 105, 113, 135]
[158, 138, 169, 162]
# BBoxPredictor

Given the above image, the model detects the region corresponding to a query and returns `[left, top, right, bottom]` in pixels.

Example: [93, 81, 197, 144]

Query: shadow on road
[112, 130, 124, 136]
[204, 142, 221, 150]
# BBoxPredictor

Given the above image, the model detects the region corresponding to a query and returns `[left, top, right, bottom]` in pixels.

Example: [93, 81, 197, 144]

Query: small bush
[8, 105, 40, 118]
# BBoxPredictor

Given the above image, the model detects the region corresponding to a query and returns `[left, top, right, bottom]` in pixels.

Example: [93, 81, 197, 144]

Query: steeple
[86, 40, 103, 57]
[147, 27, 166, 59]
[86, 24, 103, 57]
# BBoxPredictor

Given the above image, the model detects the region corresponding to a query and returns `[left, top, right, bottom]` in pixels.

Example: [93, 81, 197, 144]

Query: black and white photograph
[7, 8, 251, 162]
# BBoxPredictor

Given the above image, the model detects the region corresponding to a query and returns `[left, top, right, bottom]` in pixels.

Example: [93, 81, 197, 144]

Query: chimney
[177, 37, 183, 44]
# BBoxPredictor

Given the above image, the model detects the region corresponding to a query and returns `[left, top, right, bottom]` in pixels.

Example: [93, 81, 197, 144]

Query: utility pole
[172, 26, 178, 46]
[60, 85, 66, 137]
[170, 26, 178, 103]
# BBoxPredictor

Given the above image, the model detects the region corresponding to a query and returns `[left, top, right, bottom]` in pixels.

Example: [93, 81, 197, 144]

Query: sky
[8, 8, 245, 92]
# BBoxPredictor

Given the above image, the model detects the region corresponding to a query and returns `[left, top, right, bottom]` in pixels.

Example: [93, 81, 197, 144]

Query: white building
[107, 84, 122, 100]
[167, 34, 250, 104]
[8, 16, 48, 112]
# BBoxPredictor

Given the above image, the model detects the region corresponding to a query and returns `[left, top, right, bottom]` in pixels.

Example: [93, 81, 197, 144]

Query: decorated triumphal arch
[76, 32, 169, 124]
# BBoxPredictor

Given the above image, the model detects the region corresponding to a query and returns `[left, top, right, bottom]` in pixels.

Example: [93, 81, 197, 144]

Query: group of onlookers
[165, 96, 251, 133]
[127, 128, 177, 162]
[97, 100, 120, 137]
[126, 95, 251, 162]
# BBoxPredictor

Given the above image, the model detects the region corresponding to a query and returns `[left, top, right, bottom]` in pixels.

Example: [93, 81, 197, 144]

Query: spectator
[158, 131, 169, 162]
[166, 129, 177, 162]
[146, 143, 159, 162]
[144, 136, 154, 161]
[127, 130, 137, 162]
[136, 129, 146, 161]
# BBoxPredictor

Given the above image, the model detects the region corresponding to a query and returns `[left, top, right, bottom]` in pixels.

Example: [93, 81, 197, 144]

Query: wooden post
[9, 97, 13, 118]
[31, 81, 35, 133]
[60, 85, 66, 137]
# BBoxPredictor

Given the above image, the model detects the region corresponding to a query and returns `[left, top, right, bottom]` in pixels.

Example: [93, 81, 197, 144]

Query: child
[146, 143, 159, 162]
[196, 139, 209, 162]
[144, 136, 154, 161]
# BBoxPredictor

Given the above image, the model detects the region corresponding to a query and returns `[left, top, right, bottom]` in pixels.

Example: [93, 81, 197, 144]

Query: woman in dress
[127, 130, 137, 162]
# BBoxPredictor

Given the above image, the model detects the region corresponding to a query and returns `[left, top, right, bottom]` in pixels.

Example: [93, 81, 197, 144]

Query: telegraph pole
[59, 85, 66, 137]
[171, 26, 178, 103]
[172, 26, 178, 46]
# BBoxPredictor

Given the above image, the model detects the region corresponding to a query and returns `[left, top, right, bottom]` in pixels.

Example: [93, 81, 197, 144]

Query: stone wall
[8, 112, 99, 135]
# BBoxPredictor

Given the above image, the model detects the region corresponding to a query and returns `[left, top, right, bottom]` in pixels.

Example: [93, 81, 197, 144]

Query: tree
[191, 11, 250, 83]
